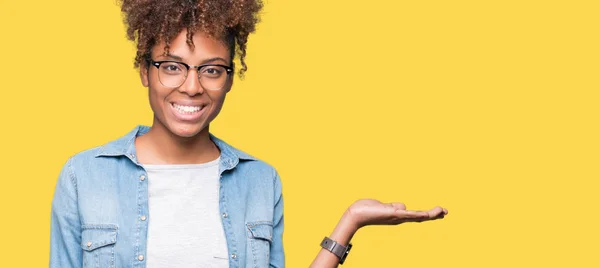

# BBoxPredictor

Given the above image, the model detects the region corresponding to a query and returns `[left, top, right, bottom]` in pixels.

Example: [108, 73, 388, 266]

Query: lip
[169, 102, 207, 122]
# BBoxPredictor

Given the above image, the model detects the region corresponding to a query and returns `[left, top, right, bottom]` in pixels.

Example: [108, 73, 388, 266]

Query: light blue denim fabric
[50, 126, 284, 268]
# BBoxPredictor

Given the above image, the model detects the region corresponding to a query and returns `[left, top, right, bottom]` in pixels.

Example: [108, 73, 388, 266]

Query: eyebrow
[161, 53, 229, 65]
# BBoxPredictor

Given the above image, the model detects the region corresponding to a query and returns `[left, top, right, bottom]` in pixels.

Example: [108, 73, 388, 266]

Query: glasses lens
[158, 62, 187, 88]
[199, 65, 229, 90]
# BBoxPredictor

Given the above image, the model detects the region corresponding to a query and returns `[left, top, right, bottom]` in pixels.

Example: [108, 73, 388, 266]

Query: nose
[178, 69, 204, 96]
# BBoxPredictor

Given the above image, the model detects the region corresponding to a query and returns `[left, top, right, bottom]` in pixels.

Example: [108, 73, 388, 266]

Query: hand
[311, 199, 448, 268]
[345, 199, 448, 230]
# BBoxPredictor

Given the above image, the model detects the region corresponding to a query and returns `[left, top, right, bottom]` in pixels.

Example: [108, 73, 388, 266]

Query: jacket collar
[95, 125, 256, 171]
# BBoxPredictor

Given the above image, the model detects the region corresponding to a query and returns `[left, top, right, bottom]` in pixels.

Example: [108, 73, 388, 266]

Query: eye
[160, 62, 184, 74]
[201, 66, 226, 78]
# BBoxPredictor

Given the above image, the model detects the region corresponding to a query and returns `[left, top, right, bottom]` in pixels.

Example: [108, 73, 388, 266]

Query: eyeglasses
[147, 59, 234, 90]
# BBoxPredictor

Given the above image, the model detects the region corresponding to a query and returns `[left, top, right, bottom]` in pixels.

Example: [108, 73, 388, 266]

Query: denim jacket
[50, 126, 284, 268]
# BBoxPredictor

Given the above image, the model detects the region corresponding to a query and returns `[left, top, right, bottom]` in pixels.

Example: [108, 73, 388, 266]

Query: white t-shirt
[144, 157, 229, 268]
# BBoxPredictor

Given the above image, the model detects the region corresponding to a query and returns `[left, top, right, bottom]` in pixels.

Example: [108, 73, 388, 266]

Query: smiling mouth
[172, 103, 205, 114]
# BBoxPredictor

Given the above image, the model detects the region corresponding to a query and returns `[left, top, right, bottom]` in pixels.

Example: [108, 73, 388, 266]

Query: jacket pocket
[80, 224, 118, 268]
[246, 221, 273, 268]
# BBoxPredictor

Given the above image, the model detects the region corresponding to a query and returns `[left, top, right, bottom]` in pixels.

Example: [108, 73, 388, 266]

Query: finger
[398, 210, 429, 220]
[428, 206, 445, 218]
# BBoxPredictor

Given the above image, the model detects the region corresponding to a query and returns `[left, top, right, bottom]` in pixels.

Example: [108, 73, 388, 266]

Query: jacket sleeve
[270, 170, 285, 267]
[50, 157, 82, 268]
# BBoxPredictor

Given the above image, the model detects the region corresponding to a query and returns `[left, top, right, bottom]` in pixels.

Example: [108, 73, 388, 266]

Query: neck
[136, 120, 220, 165]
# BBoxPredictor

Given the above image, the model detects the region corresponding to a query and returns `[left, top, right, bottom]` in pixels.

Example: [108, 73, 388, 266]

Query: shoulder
[63, 146, 107, 174]
[69, 125, 146, 164]
[231, 145, 278, 177]
[66, 127, 144, 176]
[211, 134, 281, 182]
[69, 146, 103, 162]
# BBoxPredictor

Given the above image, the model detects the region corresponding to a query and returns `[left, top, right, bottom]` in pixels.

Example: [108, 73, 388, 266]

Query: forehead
[152, 30, 231, 63]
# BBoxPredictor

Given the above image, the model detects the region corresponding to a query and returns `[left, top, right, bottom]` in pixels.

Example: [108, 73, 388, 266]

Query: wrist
[329, 211, 359, 246]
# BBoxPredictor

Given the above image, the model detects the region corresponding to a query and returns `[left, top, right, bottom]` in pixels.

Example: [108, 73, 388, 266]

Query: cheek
[147, 85, 169, 114]
[207, 92, 227, 118]
[148, 88, 159, 109]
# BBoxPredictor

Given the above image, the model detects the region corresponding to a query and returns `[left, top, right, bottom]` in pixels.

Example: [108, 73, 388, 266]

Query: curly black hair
[120, 0, 263, 76]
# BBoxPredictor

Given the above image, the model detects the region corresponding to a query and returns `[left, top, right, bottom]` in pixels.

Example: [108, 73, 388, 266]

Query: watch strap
[320, 237, 352, 264]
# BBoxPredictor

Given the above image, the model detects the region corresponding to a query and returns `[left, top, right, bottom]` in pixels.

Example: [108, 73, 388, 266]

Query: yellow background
[1, 0, 599, 267]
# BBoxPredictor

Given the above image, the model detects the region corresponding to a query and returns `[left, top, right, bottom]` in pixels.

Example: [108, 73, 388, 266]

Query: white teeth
[173, 103, 202, 113]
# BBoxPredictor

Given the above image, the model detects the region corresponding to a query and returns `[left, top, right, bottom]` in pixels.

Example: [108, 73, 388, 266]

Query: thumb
[390, 202, 406, 210]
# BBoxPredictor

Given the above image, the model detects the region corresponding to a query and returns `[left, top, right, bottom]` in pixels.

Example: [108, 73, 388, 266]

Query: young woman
[50, 0, 447, 267]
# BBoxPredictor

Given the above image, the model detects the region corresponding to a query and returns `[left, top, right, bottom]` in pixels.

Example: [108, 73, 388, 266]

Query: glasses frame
[146, 58, 234, 90]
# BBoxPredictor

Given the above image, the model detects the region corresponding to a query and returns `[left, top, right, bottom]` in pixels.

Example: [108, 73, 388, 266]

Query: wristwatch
[320, 237, 352, 264]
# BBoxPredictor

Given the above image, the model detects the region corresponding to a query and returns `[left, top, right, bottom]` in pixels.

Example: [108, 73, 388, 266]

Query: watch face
[321, 237, 336, 251]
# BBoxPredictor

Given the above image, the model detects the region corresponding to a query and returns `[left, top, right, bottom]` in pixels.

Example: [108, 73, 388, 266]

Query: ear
[140, 63, 149, 87]
[225, 62, 235, 93]
[225, 75, 234, 93]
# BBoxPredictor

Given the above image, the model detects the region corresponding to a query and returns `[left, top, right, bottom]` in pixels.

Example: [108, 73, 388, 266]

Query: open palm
[346, 199, 448, 229]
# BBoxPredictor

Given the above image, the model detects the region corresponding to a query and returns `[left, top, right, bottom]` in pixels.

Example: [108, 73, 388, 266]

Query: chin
[169, 123, 206, 138]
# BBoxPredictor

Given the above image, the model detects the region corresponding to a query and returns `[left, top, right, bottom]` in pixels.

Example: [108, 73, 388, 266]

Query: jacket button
[140, 215, 147, 221]
[138, 255, 144, 261]
[86, 241, 92, 247]
[222, 213, 228, 218]
[139, 175, 146, 181]
[231, 253, 237, 259]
